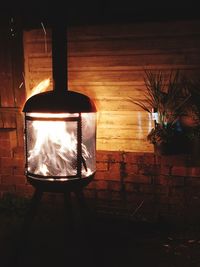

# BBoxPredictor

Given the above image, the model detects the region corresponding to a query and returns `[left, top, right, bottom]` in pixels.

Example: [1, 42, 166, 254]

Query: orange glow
[28, 78, 50, 99]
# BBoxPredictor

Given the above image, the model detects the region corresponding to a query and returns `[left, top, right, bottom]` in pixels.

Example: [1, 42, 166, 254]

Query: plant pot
[154, 133, 190, 156]
[188, 136, 200, 165]
[179, 115, 199, 128]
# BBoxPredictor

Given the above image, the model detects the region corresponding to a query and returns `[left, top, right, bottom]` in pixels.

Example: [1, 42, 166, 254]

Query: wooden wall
[24, 19, 200, 152]
[0, 21, 25, 151]
[0, 20, 26, 196]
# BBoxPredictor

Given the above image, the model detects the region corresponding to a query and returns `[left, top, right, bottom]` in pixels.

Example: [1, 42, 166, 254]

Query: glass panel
[26, 115, 78, 177]
[81, 113, 96, 177]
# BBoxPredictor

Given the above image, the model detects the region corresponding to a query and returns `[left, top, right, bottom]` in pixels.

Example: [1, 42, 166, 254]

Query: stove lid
[23, 90, 97, 113]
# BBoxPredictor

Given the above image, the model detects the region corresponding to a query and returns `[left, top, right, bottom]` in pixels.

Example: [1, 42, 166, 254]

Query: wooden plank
[11, 30, 26, 108]
[24, 30, 51, 43]
[28, 53, 200, 72]
[0, 113, 3, 128]
[68, 20, 200, 41]
[93, 98, 149, 112]
[68, 69, 200, 86]
[0, 30, 16, 107]
[0, 112, 16, 128]
[71, 85, 148, 102]
[96, 138, 153, 152]
[68, 37, 200, 56]
[16, 113, 24, 147]
[97, 127, 151, 139]
[0, 73, 15, 107]
[24, 21, 200, 44]
[98, 111, 152, 126]
[26, 37, 200, 56]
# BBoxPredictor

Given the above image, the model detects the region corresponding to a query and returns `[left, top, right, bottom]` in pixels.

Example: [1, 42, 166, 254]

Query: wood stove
[23, 91, 96, 191]
[22, 23, 97, 192]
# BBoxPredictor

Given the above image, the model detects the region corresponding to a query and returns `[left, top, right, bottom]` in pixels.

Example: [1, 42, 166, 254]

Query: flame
[27, 113, 95, 178]
[28, 78, 50, 99]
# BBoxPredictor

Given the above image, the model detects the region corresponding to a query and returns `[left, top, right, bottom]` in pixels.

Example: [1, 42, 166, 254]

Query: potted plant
[181, 78, 200, 162]
[130, 69, 191, 155]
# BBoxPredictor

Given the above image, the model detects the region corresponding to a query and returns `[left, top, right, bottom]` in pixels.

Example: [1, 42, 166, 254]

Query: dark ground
[1, 193, 200, 267]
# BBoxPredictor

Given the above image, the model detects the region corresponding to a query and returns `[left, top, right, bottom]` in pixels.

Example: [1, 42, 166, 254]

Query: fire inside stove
[24, 110, 96, 182]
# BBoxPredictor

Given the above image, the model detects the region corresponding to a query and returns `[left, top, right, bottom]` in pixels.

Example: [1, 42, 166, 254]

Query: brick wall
[85, 151, 200, 224]
[1, 139, 200, 224]
[0, 130, 33, 197]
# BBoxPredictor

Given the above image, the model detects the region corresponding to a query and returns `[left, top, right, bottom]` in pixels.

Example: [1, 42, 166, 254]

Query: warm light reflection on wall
[137, 111, 143, 139]
[27, 78, 50, 99]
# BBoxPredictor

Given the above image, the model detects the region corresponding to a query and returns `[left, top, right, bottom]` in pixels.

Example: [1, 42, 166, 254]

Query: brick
[0, 166, 13, 175]
[0, 184, 16, 194]
[126, 192, 139, 202]
[170, 176, 185, 187]
[143, 153, 156, 164]
[108, 162, 120, 172]
[160, 164, 171, 175]
[15, 184, 34, 197]
[13, 146, 25, 158]
[9, 130, 17, 149]
[155, 175, 185, 187]
[139, 184, 168, 195]
[96, 190, 110, 200]
[126, 174, 152, 184]
[125, 182, 135, 192]
[172, 166, 200, 177]
[94, 170, 107, 180]
[185, 177, 200, 186]
[108, 181, 121, 191]
[138, 163, 160, 176]
[96, 150, 121, 162]
[83, 188, 96, 199]
[1, 175, 26, 185]
[161, 154, 187, 166]
[110, 191, 121, 201]
[168, 196, 185, 205]
[95, 180, 108, 190]
[13, 167, 25, 175]
[86, 180, 96, 189]
[2, 157, 24, 169]
[95, 169, 121, 181]
[125, 163, 138, 173]
[96, 161, 108, 171]
[96, 151, 109, 161]
[154, 175, 169, 185]
[0, 131, 10, 139]
[171, 166, 188, 176]
[169, 187, 185, 197]
[159, 195, 170, 205]
[125, 152, 144, 164]
[0, 140, 12, 157]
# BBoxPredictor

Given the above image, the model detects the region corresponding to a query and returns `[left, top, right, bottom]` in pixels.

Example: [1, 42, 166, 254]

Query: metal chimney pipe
[52, 22, 68, 93]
